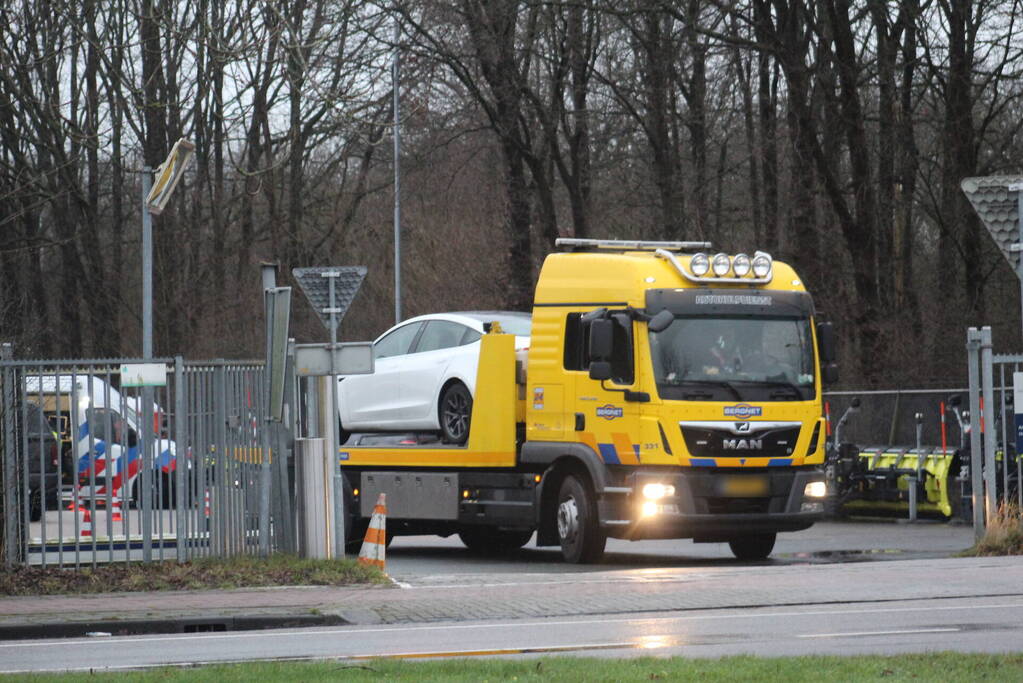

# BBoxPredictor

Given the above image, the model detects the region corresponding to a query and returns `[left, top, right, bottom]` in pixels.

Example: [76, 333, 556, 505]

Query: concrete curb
[0, 613, 350, 641]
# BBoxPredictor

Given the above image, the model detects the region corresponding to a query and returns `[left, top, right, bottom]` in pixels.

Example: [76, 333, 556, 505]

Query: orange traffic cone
[80, 507, 93, 538]
[357, 493, 387, 570]
[111, 495, 123, 522]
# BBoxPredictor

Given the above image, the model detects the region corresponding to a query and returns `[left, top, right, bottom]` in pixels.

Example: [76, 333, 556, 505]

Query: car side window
[460, 327, 482, 345]
[374, 322, 423, 359]
[87, 408, 123, 443]
[415, 321, 469, 353]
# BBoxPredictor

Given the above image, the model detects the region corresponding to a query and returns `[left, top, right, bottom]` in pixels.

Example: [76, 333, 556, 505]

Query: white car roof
[378, 311, 530, 339]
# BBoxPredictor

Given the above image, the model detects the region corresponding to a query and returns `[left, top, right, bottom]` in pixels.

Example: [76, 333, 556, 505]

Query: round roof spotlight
[690, 252, 710, 277]
[712, 253, 731, 277]
[752, 252, 772, 278]
[732, 253, 751, 277]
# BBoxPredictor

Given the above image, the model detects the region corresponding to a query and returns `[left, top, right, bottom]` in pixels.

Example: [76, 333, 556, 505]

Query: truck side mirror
[589, 361, 612, 381]
[588, 319, 614, 360]
[816, 321, 836, 364]
[648, 309, 674, 333]
[822, 363, 839, 385]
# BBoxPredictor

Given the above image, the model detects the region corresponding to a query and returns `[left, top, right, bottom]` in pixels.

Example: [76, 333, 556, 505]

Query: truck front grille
[680, 423, 801, 459]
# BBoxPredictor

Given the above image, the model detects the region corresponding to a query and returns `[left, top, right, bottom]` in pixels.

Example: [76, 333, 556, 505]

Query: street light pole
[393, 16, 402, 325]
[142, 166, 154, 359]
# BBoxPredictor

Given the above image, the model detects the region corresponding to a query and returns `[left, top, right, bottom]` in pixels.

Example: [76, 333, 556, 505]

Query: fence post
[2, 343, 17, 568]
[213, 362, 228, 557]
[967, 328, 985, 542]
[980, 327, 998, 526]
[174, 357, 187, 563]
[258, 366, 272, 557]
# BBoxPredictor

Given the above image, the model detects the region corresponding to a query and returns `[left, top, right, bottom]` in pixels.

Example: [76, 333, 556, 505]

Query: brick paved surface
[3, 555, 1021, 635]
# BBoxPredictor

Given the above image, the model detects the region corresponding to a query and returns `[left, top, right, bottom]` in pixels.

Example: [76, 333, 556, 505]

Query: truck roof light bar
[556, 238, 713, 252]
[655, 249, 774, 285]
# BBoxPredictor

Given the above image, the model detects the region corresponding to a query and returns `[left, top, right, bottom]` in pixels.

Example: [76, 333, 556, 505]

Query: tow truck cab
[521, 239, 835, 556]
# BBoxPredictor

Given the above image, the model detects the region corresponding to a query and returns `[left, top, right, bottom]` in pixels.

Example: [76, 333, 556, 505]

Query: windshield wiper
[759, 381, 806, 400]
[672, 379, 744, 401]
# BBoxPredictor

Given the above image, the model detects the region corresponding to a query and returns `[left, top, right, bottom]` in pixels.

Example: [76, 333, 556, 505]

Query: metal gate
[965, 326, 1023, 538]
[1, 356, 294, 568]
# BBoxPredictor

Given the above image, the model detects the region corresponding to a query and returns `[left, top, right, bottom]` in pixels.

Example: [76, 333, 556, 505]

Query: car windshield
[463, 313, 532, 337]
[648, 316, 816, 401]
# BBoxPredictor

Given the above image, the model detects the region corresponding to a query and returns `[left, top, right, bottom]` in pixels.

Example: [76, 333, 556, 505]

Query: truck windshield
[648, 316, 816, 401]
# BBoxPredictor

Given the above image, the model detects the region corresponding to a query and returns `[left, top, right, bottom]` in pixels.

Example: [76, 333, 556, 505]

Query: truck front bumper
[599, 467, 826, 542]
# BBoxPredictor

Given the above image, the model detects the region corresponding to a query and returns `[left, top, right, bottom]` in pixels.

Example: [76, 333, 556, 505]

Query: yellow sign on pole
[146, 138, 195, 215]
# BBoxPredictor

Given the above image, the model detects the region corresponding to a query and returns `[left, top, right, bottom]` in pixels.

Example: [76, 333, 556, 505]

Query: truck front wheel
[728, 533, 776, 561]
[556, 475, 606, 563]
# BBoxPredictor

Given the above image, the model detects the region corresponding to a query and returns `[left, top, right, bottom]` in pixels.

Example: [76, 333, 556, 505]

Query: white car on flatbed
[337, 311, 531, 444]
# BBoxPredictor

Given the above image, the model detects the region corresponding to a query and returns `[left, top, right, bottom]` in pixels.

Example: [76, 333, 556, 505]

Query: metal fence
[0, 356, 294, 568]
[824, 388, 971, 450]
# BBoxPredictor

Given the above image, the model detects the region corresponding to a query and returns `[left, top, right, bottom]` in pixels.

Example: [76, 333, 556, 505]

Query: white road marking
[799, 627, 960, 639]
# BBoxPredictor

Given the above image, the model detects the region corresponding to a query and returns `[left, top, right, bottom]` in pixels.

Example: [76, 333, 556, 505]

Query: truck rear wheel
[728, 533, 776, 561]
[458, 526, 533, 554]
[556, 475, 606, 563]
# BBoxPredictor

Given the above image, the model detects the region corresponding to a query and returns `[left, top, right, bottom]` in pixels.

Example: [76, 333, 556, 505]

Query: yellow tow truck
[338, 238, 837, 562]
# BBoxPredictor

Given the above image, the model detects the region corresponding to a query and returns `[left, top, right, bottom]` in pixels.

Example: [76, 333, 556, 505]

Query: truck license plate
[719, 475, 769, 496]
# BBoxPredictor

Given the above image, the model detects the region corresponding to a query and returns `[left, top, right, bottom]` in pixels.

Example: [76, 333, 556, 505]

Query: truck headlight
[732, 253, 751, 276]
[752, 252, 772, 278]
[803, 481, 827, 498]
[642, 483, 675, 500]
[712, 253, 731, 276]
[690, 253, 710, 276]
[641, 501, 659, 517]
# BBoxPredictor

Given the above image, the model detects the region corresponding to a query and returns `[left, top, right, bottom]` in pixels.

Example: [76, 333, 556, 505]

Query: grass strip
[0, 554, 389, 596]
[6, 653, 1023, 681]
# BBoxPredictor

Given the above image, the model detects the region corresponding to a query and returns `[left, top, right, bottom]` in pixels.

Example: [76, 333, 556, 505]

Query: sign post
[293, 267, 368, 557]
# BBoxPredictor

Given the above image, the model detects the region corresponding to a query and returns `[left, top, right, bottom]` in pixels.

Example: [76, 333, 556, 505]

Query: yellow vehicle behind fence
[338, 239, 837, 563]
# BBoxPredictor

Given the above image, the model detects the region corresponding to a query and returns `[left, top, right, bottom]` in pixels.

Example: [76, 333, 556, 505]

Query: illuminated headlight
[642, 483, 676, 500]
[641, 501, 659, 517]
[712, 253, 731, 276]
[690, 252, 710, 276]
[732, 253, 751, 277]
[752, 252, 772, 278]
[803, 481, 827, 498]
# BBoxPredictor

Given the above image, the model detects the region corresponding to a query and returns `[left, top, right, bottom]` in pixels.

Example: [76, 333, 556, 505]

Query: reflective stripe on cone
[80, 507, 92, 538]
[358, 493, 387, 570]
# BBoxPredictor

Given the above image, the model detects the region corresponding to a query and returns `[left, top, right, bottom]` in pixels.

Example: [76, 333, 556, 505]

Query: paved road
[2, 516, 1005, 673]
[3, 557, 1022, 672]
[383, 518, 975, 580]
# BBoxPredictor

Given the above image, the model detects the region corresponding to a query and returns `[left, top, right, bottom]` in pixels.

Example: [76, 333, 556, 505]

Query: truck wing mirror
[588, 319, 614, 360]
[648, 309, 674, 333]
[822, 363, 839, 386]
[589, 361, 612, 381]
[816, 321, 836, 364]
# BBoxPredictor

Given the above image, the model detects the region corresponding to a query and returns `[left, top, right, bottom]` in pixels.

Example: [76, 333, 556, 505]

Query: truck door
[566, 312, 644, 465]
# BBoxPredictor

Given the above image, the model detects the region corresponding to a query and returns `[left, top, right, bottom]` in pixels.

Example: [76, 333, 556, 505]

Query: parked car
[21, 401, 72, 522]
[24, 374, 179, 509]
[337, 311, 531, 444]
